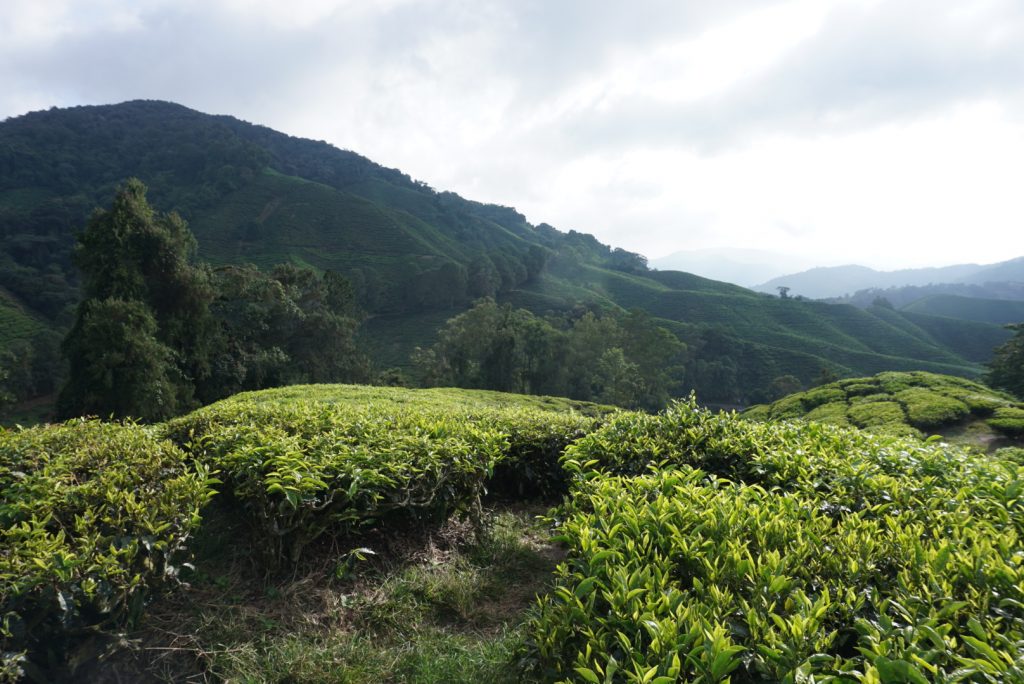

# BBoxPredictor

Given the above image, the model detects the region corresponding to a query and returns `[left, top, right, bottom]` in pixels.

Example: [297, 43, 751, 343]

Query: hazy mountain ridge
[756, 258, 1024, 300]
[650, 247, 816, 287]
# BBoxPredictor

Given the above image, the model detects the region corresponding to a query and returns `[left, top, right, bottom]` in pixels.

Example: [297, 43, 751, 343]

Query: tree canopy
[987, 322, 1024, 399]
[413, 299, 685, 411]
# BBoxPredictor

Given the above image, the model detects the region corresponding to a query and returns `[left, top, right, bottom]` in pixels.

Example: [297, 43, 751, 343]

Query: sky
[2, 0, 1023, 271]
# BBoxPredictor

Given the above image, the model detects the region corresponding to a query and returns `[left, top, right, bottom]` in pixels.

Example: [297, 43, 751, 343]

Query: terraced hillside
[744, 370, 1024, 447]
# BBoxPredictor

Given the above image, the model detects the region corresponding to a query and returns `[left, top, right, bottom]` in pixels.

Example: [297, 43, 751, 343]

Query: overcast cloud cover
[2, 0, 1023, 269]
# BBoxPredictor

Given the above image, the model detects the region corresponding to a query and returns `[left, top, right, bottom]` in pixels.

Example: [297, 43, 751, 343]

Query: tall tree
[56, 298, 180, 420]
[58, 179, 213, 419]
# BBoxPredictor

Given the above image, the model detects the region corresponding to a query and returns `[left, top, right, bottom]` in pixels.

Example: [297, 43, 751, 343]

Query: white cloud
[2, 0, 1023, 270]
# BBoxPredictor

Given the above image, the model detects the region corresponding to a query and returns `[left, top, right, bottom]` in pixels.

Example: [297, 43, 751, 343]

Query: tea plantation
[744, 371, 1024, 445]
[4, 383, 1024, 681]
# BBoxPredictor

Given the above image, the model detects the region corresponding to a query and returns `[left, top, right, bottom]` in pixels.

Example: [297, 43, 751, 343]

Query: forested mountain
[0, 101, 1013, 413]
[756, 258, 1024, 300]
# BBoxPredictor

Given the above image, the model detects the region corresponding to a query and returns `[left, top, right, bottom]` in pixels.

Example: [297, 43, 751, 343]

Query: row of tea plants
[531, 398, 1024, 682]
[744, 371, 1024, 440]
[1, 385, 607, 679]
[6, 380, 1024, 681]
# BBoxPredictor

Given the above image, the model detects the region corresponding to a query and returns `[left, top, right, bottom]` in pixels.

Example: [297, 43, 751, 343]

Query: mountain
[0, 100, 1012, 408]
[901, 294, 1024, 325]
[755, 259, 1024, 299]
[824, 281, 1024, 310]
[649, 248, 815, 287]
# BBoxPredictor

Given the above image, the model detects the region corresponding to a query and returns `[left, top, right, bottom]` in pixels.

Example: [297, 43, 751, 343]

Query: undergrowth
[98, 504, 560, 683]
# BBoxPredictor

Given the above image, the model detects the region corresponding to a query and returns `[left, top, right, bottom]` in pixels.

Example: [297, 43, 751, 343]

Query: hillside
[743, 370, 1024, 448]
[901, 293, 1024, 325]
[0, 100, 1011, 409]
[5, 384, 1024, 681]
[825, 281, 1024, 309]
[757, 258, 1024, 299]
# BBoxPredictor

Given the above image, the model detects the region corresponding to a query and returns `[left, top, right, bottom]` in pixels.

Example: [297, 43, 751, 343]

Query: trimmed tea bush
[896, 389, 969, 429]
[533, 401, 1024, 681]
[847, 400, 904, 428]
[804, 402, 850, 426]
[165, 385, 604, 567]
[0, 420, 213, 677]
[989, 407, 1024, 438]
[746, 371, 1024, 446]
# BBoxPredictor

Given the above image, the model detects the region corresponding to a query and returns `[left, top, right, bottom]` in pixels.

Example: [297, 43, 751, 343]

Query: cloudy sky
[2, 0, 1023, 270]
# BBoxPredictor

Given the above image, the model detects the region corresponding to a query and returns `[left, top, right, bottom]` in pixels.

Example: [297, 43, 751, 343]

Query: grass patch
[97, 505, 560, 683]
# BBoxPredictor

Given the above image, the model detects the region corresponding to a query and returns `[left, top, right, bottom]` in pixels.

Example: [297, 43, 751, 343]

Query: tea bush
[988, 407, 1024, 437]
[846, 400, 904, 428]
[746, 371, 1024, 442]
[896, 389, 970, 429]
[533, 401, 1024, 681]
[164, 384, 604, 567]
[0, 420, 213, 677]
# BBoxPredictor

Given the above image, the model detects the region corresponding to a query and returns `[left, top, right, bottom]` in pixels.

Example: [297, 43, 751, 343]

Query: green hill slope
[902, 293, 1024, 325]
[744, 370, 1024, 447]
[0, 100, 1010, 405]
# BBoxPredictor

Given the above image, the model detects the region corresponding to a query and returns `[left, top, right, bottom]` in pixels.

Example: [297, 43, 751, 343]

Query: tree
[986, 323, 1024, 399]
[204, 264, 369, 400]
[58, 179, 213, 419]
[56, 298, 180, 420]
[769, 374, 803, 400]
[414, 300, 687, 410]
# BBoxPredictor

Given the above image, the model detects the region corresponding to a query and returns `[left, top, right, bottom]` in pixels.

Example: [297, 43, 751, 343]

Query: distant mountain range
[755, 259, 1024, 300]
[650, 248, 817, 287]
[0, 100, 1014, 408]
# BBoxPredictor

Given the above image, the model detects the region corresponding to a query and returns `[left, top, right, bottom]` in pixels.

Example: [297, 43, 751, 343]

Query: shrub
[846, 400, 905, 428]
[804, 402, 850, 426]
[768, 395, 805, 420]
[534, 403, 1024, 681]
[896, 389, 970, 429]
[839, 381, 881, 396]
[165, 385, 603, 567]
[988, 407, 1024, 438]
[0, 420, 213, 678]
[848, 392, 890, 404]
[799, 387, 845, 410]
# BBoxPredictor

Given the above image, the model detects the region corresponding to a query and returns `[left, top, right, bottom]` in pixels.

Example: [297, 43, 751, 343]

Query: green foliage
[56, 298, 182, 421]
[988, 407, 1024, 437]
[895, 389, 970, 429]
[747, 371, 1024, 446]
[204, 263, 370, 401]
[532, 401, 1024, 681]
[414, 300, 685, 411]
[0, 420, 213, 677]
[987, 323, 1024, 400]
[804, 402, 851, 426]
[58, 179, 214, 420]
[847, 400, 905, 427]
[164, 384, 604, 568]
